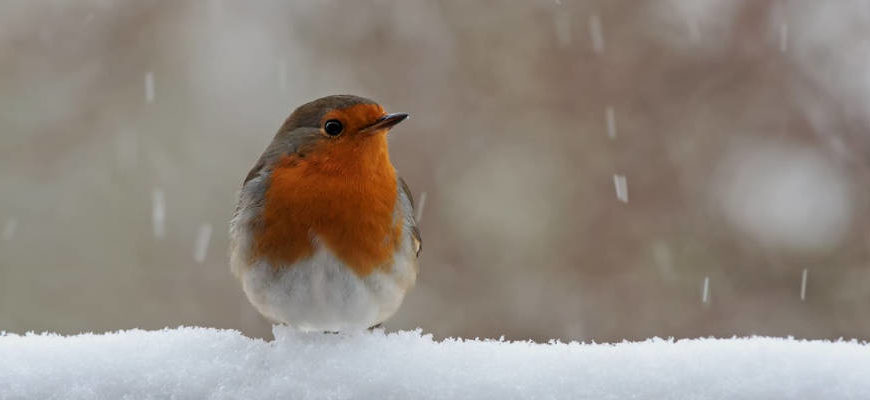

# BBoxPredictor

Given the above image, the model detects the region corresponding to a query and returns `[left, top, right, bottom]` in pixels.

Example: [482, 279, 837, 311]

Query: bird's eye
[324, 120, 343, 136]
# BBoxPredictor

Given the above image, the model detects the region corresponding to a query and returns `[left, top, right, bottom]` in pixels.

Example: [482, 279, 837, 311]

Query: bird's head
[265, 95, 408, 173]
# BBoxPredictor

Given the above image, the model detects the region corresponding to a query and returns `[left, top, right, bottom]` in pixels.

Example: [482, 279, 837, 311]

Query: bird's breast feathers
[229, 153, 418, 279]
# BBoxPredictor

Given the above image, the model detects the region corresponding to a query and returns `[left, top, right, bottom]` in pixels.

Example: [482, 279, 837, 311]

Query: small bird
[229, 95, 421, 332]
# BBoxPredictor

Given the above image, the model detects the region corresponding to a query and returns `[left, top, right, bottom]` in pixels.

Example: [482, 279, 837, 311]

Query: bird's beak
[361, 113, 409, 134]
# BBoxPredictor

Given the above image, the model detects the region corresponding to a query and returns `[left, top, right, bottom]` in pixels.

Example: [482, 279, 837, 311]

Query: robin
[229, 95, 421, 332]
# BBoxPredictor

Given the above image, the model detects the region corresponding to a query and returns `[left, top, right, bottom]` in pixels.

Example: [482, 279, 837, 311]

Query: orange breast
[253, 134, 402, 277]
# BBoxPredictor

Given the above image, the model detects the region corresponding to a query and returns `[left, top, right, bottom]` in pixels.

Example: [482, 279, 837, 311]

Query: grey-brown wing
[243, 158, 266, 185]
[398, 176, 422, 258]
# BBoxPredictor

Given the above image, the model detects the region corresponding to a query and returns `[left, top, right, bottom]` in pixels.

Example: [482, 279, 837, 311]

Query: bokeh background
[1, 0, 869, 342]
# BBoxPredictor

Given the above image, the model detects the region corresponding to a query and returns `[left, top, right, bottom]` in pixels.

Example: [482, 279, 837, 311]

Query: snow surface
[1, 327, 869, 399]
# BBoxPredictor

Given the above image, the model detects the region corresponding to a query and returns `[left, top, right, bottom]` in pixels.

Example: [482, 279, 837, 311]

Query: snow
[605, 106, 616, 140]
[801, 268, 808, 301]
[701, 276, 710, 303]
[613, 174, 628, 203]
[588, 14, 605, 53]
[414, 191, 427, 222]
[1, 327, 869, 399]
[193, 223, 212, 264]
[151, 188, 165, 239]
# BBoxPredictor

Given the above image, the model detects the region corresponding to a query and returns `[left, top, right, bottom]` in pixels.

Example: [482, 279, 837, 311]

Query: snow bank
[1, 327, 868, 399]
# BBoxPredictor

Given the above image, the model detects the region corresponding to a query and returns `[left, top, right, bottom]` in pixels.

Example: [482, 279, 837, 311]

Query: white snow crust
[1, 327, 868, 399]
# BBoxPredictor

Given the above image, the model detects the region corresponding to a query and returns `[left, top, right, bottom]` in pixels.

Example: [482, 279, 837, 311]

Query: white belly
[239, 245, 416, 332]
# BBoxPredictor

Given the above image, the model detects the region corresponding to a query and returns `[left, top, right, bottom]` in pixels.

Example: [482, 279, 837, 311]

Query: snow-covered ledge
[1, 327, 868, 399]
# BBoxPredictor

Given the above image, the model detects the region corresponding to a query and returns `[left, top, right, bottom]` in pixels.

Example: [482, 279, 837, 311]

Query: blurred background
[1, 0, 869, 342]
